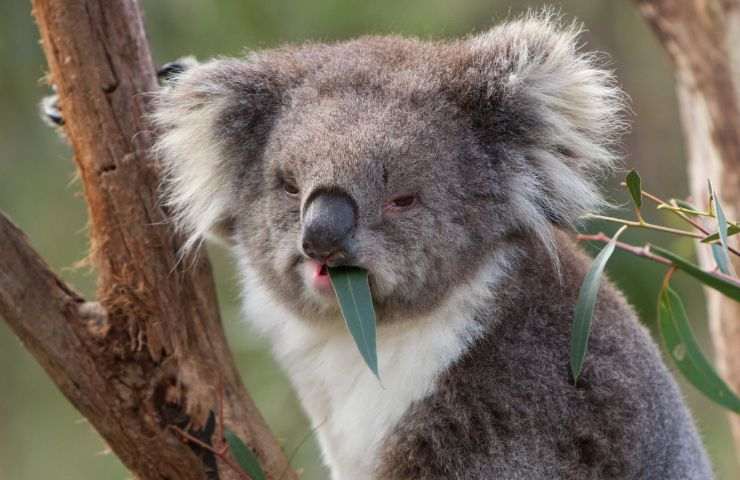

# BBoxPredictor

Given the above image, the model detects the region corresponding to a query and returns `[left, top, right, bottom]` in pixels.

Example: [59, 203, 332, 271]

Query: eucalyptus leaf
[570, 226, 626, 383]
[658, 286, 740, 413]
[329, 266, 379, 378]
[701, 224, 740, 243]
[225, 429, 266, 480]
[712, 244, 732, 276]
[650, 245, 740, 301]
[625, 170, 642, 209]
[710, 182, 736, 276]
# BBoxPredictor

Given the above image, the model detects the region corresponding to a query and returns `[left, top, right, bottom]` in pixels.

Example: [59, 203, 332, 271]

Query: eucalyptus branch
[642, 190, 740, 256]
[577, 232, 672, 266]
[656, 204, 713, 218]
[639, 190, 740, 257]
[640, 191, 712, 235]
[583, 214, 705, 239]
[619, 182, 712, 219]
[578, 233, 740, 289]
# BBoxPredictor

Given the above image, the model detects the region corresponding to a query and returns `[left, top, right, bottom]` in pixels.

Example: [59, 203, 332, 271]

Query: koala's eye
[386, 194, 417, 211]
[283, 180, 300, 196]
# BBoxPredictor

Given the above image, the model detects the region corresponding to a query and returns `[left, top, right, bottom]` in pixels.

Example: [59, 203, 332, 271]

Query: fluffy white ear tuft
[151, 60, 238, 256]
[468, 10, 627, 232]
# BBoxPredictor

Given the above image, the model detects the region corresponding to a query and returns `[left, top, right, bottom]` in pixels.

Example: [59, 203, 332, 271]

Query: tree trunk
[0, 1, 297, 479]
[634, 0, 740, 460]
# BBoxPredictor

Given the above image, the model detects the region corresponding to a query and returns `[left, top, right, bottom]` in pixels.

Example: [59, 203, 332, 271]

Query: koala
[44, 12, 713, 480]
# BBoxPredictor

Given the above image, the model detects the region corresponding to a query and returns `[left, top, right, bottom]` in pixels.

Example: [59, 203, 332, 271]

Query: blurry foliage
[573, 173, 740, 410]
[0, 0, 736, 479]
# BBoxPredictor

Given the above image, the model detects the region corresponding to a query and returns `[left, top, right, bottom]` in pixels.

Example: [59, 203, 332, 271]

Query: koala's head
[152, 13, 624, 322]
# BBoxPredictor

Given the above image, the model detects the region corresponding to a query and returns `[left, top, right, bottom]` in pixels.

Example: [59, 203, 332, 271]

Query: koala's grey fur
[379, 234, 711, 479]
[150, 11, 712, 480]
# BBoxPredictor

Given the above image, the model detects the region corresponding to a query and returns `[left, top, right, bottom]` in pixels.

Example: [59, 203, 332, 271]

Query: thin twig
[579, 233, 740, 288]
[619, 182, 711, 219]
[170, 426, 251, 480]
[656, 204, 713, 218]
[584, 214, 705, 239]
[279, 415, 330, 480]
[640, 190, 740, 257]
[169, 379, 256, 480]
[577, 233, 672, 266]
[641, 191, 711, 235]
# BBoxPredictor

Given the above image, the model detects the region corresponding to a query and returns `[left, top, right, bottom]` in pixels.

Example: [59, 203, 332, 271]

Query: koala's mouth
[316, 262, 329, 278]
[305, 259, 333, 294]
[299, 254, 380, 303]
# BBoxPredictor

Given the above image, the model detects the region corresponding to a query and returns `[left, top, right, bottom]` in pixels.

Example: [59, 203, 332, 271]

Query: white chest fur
[239, 253, 509, 480]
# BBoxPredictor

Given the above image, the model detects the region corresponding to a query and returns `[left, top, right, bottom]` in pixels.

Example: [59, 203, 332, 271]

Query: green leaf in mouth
[328, 266, 379, 379]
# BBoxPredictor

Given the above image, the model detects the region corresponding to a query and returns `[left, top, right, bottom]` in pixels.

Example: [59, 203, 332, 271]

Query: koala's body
[146, 13, 713, 480]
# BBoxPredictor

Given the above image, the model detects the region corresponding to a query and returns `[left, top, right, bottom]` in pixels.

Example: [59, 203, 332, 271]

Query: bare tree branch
[0, 1, 297, 479]
[633, 0, 740, 461]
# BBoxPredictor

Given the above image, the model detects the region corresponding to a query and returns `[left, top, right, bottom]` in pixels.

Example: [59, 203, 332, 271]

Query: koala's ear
[458, 11, 626, 231]
[152, 59, 283, 254]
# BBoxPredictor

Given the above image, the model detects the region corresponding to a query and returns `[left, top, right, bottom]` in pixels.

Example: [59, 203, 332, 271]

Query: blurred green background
[0, 1, 737, 478]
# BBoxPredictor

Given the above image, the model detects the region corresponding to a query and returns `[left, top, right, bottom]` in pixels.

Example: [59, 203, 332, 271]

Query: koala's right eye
[282, 179, 300, 197]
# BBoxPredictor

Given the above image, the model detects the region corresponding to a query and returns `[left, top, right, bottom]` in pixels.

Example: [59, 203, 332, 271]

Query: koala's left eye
[386, 194, 417, 212]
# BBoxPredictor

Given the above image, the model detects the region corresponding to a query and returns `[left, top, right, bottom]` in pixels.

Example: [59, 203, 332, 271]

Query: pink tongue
[316, 263, 328, 277]
[312, 261, 332, 291]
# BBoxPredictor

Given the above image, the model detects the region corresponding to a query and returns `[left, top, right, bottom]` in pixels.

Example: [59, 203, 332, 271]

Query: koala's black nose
[301, 190, 357, 262]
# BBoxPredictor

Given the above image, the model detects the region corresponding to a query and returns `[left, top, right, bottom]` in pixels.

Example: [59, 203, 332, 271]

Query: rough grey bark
[0, 1, 297, 479]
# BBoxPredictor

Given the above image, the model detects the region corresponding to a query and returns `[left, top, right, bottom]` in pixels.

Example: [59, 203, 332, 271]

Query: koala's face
[235, 89, 502, 320]
[154, 19, 623, 322]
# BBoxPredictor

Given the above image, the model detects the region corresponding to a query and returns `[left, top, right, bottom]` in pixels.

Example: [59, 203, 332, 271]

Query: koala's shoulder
[378, 234, 698, 479]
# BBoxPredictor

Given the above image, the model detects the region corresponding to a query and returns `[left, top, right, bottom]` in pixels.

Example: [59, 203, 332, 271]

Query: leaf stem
[642, 191, 711, 234]
[584, 214, 704, 239]
[656, 204, 712, 218]
[661, 265, 678, 291]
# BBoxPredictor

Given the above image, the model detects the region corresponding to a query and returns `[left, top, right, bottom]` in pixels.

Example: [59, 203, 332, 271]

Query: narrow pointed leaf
[329, 266, 379, 378]
[701, 224, 740, 243]
[712, 243, 732, 275]
[651, 245, 740, 301]
[570, 226, 626, 382]
[225, 429, 266, 480]
[625, 170, 642, 208]
[710, 183, 736, 276]
[658, 286, 740, 413]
